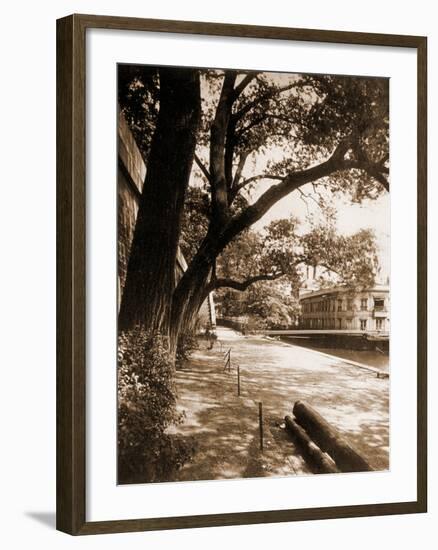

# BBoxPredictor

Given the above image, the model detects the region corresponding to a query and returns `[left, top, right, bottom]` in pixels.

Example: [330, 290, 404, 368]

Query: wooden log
[293, 401, 374, 473]
[284, 416, 339, 474]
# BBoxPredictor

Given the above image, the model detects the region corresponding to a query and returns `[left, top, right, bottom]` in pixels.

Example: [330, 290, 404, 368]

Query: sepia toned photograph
[116, 65, 390, 485]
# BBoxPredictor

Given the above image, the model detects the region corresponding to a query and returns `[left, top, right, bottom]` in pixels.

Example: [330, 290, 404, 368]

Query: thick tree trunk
[168, 225, 224, 352]
[118, 68, 201, 335]
[169, 255, 212, 353]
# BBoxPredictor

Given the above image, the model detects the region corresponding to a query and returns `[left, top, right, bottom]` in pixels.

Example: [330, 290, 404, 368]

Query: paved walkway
[171, 327, 389, 481]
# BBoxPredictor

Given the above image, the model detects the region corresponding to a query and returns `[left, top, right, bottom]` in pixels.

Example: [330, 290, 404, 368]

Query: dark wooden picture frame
[56, 13, 427, 535]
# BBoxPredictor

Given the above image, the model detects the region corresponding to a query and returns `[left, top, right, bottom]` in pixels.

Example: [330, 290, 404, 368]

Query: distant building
[299, 285, 390, 332]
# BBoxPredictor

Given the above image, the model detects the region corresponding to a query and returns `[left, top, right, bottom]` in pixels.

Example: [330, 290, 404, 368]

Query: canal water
[280, 336, 389, 372]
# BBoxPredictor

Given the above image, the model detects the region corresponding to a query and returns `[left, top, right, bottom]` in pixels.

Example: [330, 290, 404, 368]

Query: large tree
[119, 67, 389, 352]
[118, 67, 201, 334]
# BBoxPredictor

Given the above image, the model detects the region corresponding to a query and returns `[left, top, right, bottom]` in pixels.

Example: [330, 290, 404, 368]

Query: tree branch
[230, 174, 285, 202]
[235, 114, 299, 140]
[232, 151, 250, 189]
[224, 74, 259, 193]
[224, 117, 237, 191]
[232, 72, 259, 100]
[233, 81, 304, 122]
[194, 153, 211, 183]
[297, 187, 321, 210]
[217, 138, 390, 253]
[220, 140, 358, 246]
[210, 71, 237, 224]
[235, 116, 266, 138]
[212, 271, 284, 292]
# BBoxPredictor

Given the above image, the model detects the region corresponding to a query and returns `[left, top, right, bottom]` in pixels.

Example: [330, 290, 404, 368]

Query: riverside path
[171, 327, 389, 481]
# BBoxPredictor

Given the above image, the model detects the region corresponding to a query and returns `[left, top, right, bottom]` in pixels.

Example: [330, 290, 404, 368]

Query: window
[347, 299, 353, 310]
[376, 318, 384, 330]
[337, 300, 343, 311]
[360, 298, 368, 311]
[374, 298, 385, 311]
[360, 319, 367, 330]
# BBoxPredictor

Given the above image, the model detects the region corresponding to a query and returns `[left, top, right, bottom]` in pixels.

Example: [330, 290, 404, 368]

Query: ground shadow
[25, 511, 56, 529]
[172, 329, 390, 479]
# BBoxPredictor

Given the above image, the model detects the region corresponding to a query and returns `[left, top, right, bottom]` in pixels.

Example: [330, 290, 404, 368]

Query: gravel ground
[170, 327, 389, 482]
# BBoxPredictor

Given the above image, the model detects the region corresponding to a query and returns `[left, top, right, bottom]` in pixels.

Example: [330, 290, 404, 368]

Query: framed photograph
[56, 14, 427, 535]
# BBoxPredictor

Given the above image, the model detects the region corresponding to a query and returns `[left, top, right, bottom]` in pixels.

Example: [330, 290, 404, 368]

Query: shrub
[118, 328, 194, 483]
[175, 330, 199, 369]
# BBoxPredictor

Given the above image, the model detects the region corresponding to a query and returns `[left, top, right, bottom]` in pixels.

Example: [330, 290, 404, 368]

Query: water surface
[280, 336, 389, 371]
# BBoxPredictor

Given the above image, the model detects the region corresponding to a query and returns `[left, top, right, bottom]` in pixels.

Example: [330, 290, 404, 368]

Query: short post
[259, 402, 264, 452]
[223, 348, 231, 371]
[237, 365, 241, 396]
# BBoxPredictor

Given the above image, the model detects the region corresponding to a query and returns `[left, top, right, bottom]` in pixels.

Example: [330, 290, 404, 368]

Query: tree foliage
[215, 214, 379, 328]
[118, 65, 159, 161]
[193, 71, 388, 207]
[301, 222, 379, 289]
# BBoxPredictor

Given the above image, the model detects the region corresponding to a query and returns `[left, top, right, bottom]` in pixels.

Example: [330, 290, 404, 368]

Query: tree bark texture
[118, 68, 201, 335]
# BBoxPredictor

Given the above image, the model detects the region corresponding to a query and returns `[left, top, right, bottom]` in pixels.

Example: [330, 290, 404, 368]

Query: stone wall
[117, 111, 145, 299]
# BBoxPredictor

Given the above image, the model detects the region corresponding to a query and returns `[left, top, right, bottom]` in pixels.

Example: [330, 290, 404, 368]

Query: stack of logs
[285, 401, 373, 474]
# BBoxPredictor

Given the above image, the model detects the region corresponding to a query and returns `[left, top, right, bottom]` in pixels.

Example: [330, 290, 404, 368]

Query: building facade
[299, 285, 389, 332]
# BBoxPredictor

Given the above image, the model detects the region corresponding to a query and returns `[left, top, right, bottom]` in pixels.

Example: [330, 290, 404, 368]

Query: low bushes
[118, 328, 194, 484]
[175, 330, 199, 369]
